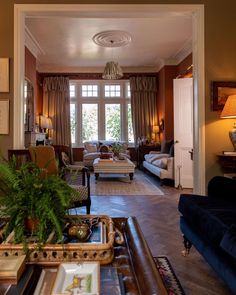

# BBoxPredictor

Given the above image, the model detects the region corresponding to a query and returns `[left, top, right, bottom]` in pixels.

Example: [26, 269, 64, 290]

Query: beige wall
[1, 0, 236, 185]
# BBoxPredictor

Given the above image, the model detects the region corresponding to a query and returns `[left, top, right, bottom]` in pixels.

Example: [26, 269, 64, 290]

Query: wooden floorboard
[72, 170, 232, 295]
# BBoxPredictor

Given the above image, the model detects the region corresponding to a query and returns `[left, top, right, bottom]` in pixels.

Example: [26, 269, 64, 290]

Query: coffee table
[0, 217, 167, 295]
[93, 158, 135, 181]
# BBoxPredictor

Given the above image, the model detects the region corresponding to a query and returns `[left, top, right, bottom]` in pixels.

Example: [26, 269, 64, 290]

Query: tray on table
[0, 215, 116, 266]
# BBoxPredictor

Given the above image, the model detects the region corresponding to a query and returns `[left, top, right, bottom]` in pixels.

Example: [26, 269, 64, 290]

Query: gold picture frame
[0, 58, 9, 93]
[0, 99, 9, 134]
[211, 81, 236, 111]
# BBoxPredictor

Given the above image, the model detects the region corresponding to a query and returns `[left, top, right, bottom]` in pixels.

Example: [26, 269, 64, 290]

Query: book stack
[98, 158, 113, 163]
[0, 255, 26, 284]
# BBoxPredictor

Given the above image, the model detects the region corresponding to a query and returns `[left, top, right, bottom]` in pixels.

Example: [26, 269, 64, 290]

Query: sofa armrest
[208, 176, 236, 199]
[83, 149, 89, 156]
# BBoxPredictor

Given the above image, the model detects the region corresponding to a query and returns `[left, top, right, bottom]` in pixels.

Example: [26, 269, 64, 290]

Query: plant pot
[24, 217, 39, 233]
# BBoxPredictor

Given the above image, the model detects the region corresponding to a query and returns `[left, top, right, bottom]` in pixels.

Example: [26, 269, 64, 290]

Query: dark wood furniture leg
[129, 173, 134, 181]
[95, 173, 99, 180]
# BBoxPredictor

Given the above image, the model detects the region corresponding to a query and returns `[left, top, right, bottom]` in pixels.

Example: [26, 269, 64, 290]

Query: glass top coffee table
[93, 158, 135, 181]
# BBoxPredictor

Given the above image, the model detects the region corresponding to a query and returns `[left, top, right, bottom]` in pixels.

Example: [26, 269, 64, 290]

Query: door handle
[189, 149, 193, 161]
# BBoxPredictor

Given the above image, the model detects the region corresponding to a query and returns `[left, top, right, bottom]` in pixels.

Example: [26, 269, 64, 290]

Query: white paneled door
[174, 78, 193, 189]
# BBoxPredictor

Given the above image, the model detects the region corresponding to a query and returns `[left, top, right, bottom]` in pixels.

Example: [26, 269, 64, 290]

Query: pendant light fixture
[92, 30, 131, 80]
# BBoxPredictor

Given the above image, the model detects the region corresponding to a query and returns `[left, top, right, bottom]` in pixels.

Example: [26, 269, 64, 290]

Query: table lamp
[220, 94, 236, 150]
[153, 125, 160, 143]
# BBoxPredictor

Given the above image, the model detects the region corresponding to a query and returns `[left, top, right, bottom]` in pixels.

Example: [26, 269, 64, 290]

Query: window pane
[70, 103, 76, 144]
[105, 104, 121, 140]
[128, 103, 134, 143]
[70, 85, 75, 97]
[82, 104, 98, 141]
[127, 83, 131, 98]
[104, 85, 121, 97]
[81, 85, 98, 97]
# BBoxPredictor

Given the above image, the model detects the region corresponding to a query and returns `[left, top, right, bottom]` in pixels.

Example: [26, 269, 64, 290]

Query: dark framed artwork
[211, 81, 236, 111]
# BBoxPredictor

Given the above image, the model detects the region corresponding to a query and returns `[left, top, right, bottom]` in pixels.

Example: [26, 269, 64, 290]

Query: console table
[0, 217, 167, 295]
[217, 153, 236, 178]
[137, 144, 161, 169]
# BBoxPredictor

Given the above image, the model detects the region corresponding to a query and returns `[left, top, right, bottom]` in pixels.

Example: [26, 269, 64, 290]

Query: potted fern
[0, 156, 79, 249]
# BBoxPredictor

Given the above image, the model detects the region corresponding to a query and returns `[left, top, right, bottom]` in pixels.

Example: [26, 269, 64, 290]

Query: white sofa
[143, 152, 174, 184]
[83, 140, 130, 167]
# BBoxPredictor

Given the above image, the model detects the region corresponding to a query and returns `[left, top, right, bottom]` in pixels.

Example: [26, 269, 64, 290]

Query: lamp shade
[220, 94, 236, 151]
[153, 125, 160, 133]
[220, 95, 236, 118]
[102, 61, 123, 80]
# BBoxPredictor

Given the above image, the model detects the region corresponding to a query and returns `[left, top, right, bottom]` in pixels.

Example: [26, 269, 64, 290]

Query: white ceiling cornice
[37, 65, 159, 74]
[25, 26, 45, 59]
[171, 38, 192, 64]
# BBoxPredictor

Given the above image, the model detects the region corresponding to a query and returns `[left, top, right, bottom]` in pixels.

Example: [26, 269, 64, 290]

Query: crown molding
[37, 65, 159, 73]
[171, 38, 192, 64]
[25, 26, 44, 59]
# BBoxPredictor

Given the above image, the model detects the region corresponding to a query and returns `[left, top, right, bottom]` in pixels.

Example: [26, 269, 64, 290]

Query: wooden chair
[29, 145, 91, 214]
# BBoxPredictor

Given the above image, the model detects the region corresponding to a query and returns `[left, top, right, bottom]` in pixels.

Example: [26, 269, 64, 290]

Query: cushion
[169, 144, 174, 156]
[85, 143, 97, 153]
[83, 152, 100, 160]
[144, 153, 169, 163]
[61, 152, 70, 165]
[220, 225, 236, 259]
[160, 139, 174, 154]
[152, 158, 168, 169]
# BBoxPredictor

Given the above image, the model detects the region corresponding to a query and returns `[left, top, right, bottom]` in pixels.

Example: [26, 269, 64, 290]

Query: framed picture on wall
[0, 58, 9, 93]
[211, 81, 236, 111]
[0, 100, 9, 134]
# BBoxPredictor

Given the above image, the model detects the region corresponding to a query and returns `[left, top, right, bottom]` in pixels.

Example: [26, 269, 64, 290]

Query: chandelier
[92, 30, 132, 80]
[102, 61, 123, 80]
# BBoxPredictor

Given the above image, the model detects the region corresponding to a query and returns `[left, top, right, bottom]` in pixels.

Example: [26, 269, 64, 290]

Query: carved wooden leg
[182, 235, 192, 257]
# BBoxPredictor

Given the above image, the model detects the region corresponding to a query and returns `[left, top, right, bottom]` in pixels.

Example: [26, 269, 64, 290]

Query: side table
[137, 144, 161, 169]
[217, 153, 236, 178]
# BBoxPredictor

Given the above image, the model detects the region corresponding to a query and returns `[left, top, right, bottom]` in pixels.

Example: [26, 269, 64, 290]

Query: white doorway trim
[14, 4, 205, 194]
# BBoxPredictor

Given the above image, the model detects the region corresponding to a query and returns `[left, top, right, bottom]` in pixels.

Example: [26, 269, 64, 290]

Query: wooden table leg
[129, 173, 134, 181]
[95, 173, 99, 180]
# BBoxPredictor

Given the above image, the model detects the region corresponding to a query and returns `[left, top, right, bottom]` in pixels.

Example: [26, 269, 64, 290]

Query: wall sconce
[220, 94, 236, 150]
[159, 118, 164, 131]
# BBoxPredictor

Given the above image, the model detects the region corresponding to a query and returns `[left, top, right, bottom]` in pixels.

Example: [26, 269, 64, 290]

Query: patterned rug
[154, 256, 185, 295]
[90, 170, 164, 196]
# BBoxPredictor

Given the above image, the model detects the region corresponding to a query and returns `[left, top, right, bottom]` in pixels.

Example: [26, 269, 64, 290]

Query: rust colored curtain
[130, 76, 158, 144]
[43, 77, 71, 146]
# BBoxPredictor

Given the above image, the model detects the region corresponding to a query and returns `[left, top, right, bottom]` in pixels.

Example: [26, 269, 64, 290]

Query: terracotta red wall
[25, 47, 43, 116]
[25, 46, 36, 94]
[157, 54, 193, 142]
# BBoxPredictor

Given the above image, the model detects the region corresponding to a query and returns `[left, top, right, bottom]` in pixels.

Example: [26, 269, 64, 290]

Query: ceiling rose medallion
[92, 30, 132, 80]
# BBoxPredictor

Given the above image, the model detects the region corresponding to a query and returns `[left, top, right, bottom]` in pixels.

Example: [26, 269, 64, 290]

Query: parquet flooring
[72, 170, 232, 295]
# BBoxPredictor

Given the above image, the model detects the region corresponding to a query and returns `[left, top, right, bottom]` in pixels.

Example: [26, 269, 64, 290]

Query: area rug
[154, 256, 185, 295]
[90, 171, 164, 196]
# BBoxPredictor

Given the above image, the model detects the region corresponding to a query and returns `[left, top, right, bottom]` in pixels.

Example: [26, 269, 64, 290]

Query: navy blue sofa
[178, 176, 236, 294]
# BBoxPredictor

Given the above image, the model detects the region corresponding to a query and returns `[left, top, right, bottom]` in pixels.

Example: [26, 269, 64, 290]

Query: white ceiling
[25, 8, 192, 73]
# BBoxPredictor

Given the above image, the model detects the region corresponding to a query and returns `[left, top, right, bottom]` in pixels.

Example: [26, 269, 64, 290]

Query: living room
[1, 2, 236, 295]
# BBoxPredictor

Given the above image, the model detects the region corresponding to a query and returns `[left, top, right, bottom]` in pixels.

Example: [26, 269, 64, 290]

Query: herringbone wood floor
[73, 170, 232, 295]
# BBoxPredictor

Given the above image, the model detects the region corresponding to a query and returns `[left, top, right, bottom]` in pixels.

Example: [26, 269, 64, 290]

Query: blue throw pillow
[220, 225, 236, 259]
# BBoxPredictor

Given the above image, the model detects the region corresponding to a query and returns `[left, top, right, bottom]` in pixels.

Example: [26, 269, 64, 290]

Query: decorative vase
[229, 123, 236, 151]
